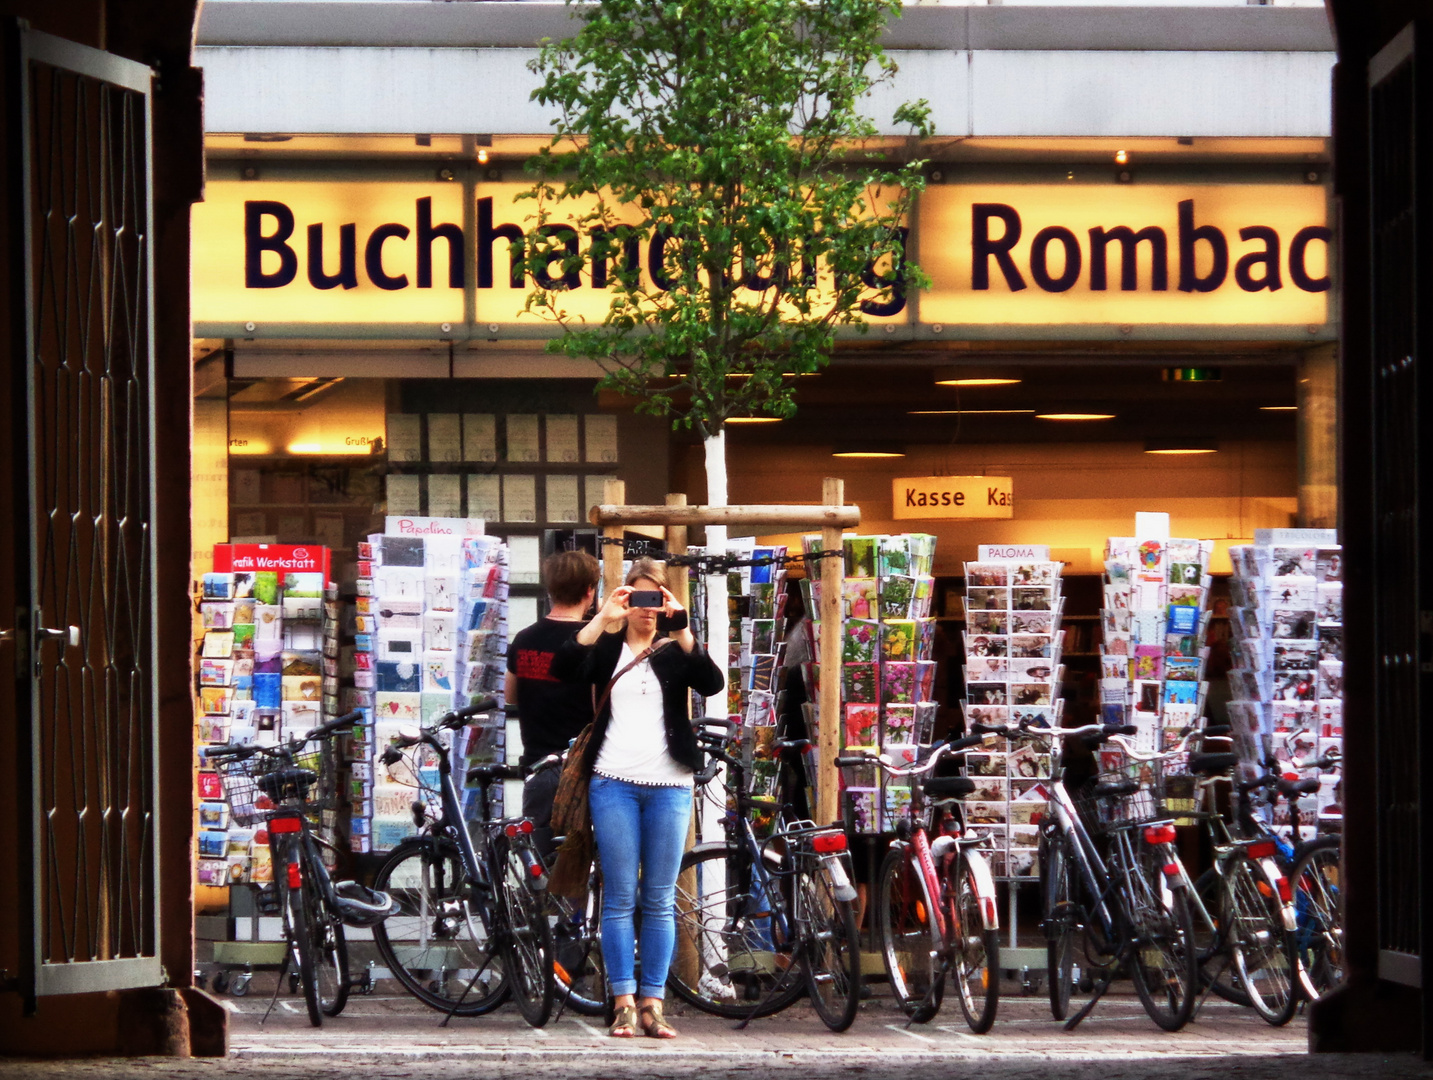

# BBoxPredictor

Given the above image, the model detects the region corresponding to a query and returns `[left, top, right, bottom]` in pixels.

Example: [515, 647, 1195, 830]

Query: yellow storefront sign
[192, 179, 1329, 332]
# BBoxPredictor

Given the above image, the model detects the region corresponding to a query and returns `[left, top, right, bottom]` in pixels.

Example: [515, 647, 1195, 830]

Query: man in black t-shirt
[506, 550, 599, 856]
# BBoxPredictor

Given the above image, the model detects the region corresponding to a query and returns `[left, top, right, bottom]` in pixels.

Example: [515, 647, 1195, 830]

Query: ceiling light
[1115, 149, 1129, 165]
[1036, 412, 1116, 421]
[934, 366, 1021, 387]
[908, 409, 1036, 416]
[725, 416, 783, 424]
[832, 443, 905, 458]
[1145, 438, 1218, 455]
[1260, 405, 1298, 412]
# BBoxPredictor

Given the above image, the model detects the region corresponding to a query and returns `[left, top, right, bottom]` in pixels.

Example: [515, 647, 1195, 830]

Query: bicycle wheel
[282, 860, 322, 1027]
[1040, 831, 1075, 1022]
[1223, 852, 1298, 1026]
[1125, 845, 1198, 1032]
[550, 868, 606, 1016]
[1193, 866, 1253, 1008]
[950, 857, 999, 1034]
[669, 845, 804, 1019]
[372, 839, 509, 1016]
[875, 845, 943, 1022]
[798, 860, 861, 1032]
[501, 843, 555, 1028]
[305, 868, 350, 1017]
[1291, 837, 1343, 1000]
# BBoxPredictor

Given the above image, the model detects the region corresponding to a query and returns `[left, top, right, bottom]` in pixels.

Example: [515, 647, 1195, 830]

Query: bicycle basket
[1070, 757, 1167, 836]
[214, 741, 337, 827]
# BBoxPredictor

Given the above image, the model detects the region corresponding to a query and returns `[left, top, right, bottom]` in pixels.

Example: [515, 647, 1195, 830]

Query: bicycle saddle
[1188, 752, 1238, 775]
[333, 881, 396, 928]
[1091, 779, 1141, 799]
[466, 763, 526, 784]
[1276, 776, 1322, 799]
[925, 776, 977, 799]
[257, 768, 317, 800]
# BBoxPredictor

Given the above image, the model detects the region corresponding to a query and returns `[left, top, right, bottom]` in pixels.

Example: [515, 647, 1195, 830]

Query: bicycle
[522, 751, 607, 1018]
[835, 733, 1003, 1033]
[669, 720, 863, 1031]
[206, 710, 368, 1027]
[988, 718, 1200, 1032]
[1177, 737, 1303, 1026]
[370, 698, 556, 1027]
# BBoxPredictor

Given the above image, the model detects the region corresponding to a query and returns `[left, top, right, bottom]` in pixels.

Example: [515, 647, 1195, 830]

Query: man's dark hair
[544, 550, 599, 606]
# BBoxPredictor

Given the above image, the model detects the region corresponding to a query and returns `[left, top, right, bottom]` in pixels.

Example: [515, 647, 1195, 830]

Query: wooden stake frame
[590, 482, 857, 826]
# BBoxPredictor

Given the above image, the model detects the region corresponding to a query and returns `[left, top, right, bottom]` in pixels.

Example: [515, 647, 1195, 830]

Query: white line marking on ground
[885, 1023, 936, 1044]
[573, 1018, 606, 1039]
[228, 1045, 1307, 1061]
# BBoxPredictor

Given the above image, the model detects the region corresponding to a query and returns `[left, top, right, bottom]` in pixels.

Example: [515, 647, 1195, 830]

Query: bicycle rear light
[287, 862, 303, 889]
[1275, 875, 1293, 903]
[505, 819, 536, 838]
[1143, 824, 1177, 845]
[268, 816, 303, 834]
[811, 832, 847, 854]
[1162, 863, 1182, 877]
[1247, 840, 1278, 859]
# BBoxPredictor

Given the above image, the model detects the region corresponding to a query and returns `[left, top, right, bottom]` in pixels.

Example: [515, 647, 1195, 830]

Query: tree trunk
[701, 427, 729, 849]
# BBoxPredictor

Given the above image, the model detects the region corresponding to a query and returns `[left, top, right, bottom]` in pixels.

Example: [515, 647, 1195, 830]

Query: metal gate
[1367, 23, 1433, 1000]
[9, 24, 162, 999]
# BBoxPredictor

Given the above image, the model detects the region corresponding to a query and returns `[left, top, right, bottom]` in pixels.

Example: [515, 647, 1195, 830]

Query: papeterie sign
[893, 476, 1014, 520]
[192, 179, 1330, 333]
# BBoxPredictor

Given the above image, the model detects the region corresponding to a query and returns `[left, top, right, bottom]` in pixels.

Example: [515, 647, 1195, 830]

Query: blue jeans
[588, 775, 692, 999]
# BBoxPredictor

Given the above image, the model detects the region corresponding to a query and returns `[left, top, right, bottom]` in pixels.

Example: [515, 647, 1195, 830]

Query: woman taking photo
[552, 558, 723, 1039]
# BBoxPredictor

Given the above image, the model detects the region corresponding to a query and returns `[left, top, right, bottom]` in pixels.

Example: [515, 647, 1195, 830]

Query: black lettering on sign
[1177, 200, 1228, 293]
[1235, 226, 1281, 292]
[1289, 226, 1332, 292]
[245, 201, 298, 289]
[905, 488, 918, 507]
[1029, 226, 1081, 292]
[417, 196, 465, 289]
[534, 224, 582, 291]
[365, 224, 410, 290]
[306, 222, 358, 290]
[477, 196, 526, 288]
[860, 227, 909, 317]
[971, 204, 1026, 292]
[1088, 226, 1168, 291]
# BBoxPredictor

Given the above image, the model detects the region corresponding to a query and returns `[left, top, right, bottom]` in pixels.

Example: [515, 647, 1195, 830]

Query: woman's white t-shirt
[592, 641, 693, 787]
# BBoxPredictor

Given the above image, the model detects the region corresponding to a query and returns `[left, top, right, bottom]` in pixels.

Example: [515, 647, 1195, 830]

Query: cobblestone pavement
[4, 983, 1431, 1080]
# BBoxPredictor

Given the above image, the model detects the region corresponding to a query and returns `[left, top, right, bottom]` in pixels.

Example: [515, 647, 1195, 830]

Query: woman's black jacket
[550, 628, 724, 778]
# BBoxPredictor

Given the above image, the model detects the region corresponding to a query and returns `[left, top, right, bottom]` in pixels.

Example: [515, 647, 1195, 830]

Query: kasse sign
[893, 477, 1014, 521]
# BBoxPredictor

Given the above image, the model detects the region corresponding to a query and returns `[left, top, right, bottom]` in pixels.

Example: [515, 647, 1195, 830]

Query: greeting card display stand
[1226, 529, 1343, 832]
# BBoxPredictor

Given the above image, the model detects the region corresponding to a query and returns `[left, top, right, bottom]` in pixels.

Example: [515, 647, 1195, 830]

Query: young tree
[524, 0, 931, 712]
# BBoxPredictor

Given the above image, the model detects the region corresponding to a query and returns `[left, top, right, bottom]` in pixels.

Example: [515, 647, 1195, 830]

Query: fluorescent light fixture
[1036, 412, 1116, 421]
[725, 416, 783, 424]
[1145, 438, 1218, 455]
[1260, 405, 1298, 412]
[934, 366, 1021, 387]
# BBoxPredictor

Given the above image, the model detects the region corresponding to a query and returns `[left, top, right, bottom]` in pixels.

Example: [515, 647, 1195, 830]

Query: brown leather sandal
[638, 1002, 678, 1039]
[609, 1004, 638, 1038]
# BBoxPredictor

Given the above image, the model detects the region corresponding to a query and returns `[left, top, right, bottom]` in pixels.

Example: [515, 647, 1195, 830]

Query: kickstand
[1191, 951, 1234, 1022]
[733, 956, 801, 1031]
[1063, 947, 1125, 1032]
[439, 945, 499, 1028]
[259, 952, 294, 1026]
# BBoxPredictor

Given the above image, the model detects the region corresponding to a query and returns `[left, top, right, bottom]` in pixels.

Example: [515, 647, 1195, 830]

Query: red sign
[212, 544, 331, 583]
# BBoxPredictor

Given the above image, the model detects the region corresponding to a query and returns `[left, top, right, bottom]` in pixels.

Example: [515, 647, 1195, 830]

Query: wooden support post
[817, 477, 845, 827]
[601, 478, 626, 596]
[665, 492, 689, 610]
[667, 492, 699, 982]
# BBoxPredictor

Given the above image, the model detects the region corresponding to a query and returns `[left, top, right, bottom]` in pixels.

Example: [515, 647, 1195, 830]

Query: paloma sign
[892, 476, 1014, 520]
[191, 180, 1330, 332]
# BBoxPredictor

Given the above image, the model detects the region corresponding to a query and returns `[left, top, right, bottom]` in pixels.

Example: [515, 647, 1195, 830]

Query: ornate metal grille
[16, 28, 161, 995]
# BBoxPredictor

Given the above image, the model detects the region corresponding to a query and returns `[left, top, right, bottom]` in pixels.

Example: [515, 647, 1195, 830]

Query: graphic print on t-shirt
[514, 646, 557, 682]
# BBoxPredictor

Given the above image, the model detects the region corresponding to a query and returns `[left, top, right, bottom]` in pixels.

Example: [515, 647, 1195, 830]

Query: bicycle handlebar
[834, 732, 994, 778]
